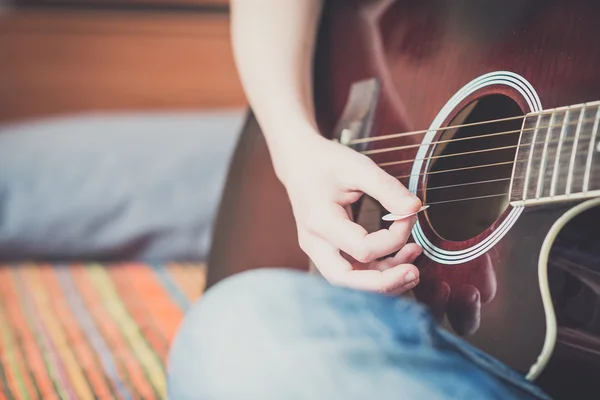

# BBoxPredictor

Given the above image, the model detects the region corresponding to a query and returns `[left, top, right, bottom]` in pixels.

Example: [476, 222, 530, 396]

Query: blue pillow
[0, 110, 244, 262]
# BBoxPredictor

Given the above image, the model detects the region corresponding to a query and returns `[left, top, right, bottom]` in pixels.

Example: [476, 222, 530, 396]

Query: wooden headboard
[0, 0, 246, 123]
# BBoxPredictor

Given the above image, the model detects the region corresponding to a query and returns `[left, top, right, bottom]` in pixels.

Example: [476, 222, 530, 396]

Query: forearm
[230, 0, 324, 171]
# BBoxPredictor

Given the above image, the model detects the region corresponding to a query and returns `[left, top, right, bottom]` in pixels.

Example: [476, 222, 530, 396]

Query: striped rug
[0, 262, 206, 400]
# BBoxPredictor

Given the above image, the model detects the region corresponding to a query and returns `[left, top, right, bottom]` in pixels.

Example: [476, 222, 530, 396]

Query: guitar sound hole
[425, 94, 524, 242]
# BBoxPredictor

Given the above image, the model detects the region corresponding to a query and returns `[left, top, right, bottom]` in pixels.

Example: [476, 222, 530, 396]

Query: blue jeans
[166, 268, 551, 400]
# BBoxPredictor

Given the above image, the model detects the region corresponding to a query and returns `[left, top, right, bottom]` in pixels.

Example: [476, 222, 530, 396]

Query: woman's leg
[167, 268, 551, 400]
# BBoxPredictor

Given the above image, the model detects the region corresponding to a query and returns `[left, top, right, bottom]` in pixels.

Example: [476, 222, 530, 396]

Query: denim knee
[166, 268, 321, 400]
[165, 268, 549, 400]
[166, 268, 440, 399]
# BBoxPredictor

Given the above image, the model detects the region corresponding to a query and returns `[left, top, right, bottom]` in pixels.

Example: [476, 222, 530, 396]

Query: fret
[508, 114, 536, 202]
[535, 113, 555, 198]
[587, 105, 600, 192]
[539, 111, 566, 199]
[566, 105, 586, 194]
[509, 100, 600, 207]
[524, 113, 552, 200]
[583, 106, 600, 192]
[522, 114, 542, 200]
[550, 107, 571, 196]
[568, 105, 596, 194]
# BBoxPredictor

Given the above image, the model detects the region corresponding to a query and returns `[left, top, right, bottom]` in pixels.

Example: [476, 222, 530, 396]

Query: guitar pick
[382, 205, 429, 221]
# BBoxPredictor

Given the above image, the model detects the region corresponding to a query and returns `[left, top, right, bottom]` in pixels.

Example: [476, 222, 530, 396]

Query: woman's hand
[272, 129, 424, 295]
[229, 0, 421, 295]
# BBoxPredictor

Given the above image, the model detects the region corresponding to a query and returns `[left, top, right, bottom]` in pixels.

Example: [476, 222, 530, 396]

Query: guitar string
[387, 132, 596, 180]
[355, 192, 509, 218]
[417, 166, 597, 192]
[382, 175, 512, 193]
[349, 140, 599, 211]
[416, 177, 511, 191]
[339, 108, 599, 210]
[396, 160, 513, 180]
[347, 102, 593, 145]
[378, 141, 519, 167]
[356, 174, 597, 218]
[357, 116, 598, 156]
[410, 165, 597, 201]
[375, 134, 588, 168]
[356, 168, 600, 216]
[358, 178, 511, 210]
[362, 174, 599, 216]
[349, 114, 527, 145]
[423, 192, 509, 206]
[363, 128, 520, 156]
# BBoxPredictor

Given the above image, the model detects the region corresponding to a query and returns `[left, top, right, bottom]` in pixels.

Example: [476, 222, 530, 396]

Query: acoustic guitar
[207, 0, 600, 398]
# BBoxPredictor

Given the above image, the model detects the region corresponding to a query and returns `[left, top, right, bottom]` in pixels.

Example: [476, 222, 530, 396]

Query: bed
[0, 110, 245, 399]
[0, 262, 205, 399]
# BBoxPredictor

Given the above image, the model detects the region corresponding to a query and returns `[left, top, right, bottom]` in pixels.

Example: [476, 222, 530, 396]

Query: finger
[386, 276, 420, 297]
[314, 205, 417, 263]
[304, 229, 422, 295]
[371, 251, 421, 296]
[303, 235, 353, 284]
[340, 238, 421, 297]
[306, 234, 418, 293]
[352, 156, 422, 216]
[374, 242, 422, 271]
[464, 253, 496, 304]
[414, 280, 450, 321]
[338, 263, 419, 294]
[447, 284, 481, 336]
[366, 244, 422, 296]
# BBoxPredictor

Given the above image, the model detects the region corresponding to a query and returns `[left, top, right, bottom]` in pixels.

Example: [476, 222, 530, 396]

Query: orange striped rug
[0, 263, 206, 400]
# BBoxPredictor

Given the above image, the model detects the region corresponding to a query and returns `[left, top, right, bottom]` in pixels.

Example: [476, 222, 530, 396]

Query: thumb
[353, 156, 422, 215]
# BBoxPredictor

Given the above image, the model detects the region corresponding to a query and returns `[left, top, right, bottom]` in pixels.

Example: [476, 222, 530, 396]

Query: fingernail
[404, 281, 417, 289]
[404, 272, 416, 284]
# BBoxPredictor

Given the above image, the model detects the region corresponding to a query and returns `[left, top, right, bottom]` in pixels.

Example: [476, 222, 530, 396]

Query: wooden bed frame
[0, 0, 246, 123]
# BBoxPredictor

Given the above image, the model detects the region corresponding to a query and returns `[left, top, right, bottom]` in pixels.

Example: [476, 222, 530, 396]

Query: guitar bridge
[332, 77, 381, 152]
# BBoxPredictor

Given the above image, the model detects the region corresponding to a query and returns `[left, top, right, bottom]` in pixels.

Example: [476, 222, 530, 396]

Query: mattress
[0, 262, 206, 399]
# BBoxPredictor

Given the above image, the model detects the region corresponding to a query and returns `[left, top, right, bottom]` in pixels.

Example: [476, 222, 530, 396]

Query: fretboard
[509, 100, 600, 206]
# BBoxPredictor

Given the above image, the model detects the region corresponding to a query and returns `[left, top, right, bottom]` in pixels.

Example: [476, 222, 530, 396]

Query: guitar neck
[509, 101, 600, 206]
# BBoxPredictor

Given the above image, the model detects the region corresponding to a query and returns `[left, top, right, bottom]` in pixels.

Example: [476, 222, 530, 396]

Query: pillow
[0, 110, 245, 262]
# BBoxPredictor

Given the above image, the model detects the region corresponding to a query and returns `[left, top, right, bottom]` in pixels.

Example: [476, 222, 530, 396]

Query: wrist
[260, 118, 324, 184]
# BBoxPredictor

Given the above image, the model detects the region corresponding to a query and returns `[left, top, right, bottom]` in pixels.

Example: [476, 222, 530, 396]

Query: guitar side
[205, 112, 307, 290]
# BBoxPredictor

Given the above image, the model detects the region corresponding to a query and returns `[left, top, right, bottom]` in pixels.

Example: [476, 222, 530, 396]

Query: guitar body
[207, 0, 600, 398]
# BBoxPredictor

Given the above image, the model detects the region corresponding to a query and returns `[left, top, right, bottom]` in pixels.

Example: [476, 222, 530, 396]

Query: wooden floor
[0, 5, 246, 123]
